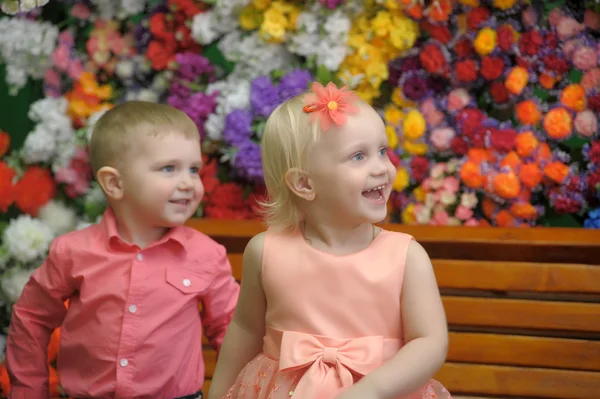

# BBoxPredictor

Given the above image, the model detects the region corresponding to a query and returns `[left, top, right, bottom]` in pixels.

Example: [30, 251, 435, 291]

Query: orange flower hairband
[302, 82, 360, 131]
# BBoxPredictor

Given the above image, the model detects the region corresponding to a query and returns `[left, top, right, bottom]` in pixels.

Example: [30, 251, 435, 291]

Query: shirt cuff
[9, 385, 50, 399]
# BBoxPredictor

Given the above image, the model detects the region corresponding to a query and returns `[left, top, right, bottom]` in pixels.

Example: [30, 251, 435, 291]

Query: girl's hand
[334, 380, 382, 399]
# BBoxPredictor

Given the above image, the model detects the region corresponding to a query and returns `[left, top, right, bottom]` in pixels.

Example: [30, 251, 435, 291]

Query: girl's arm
[207, 233, 267, 399]
[339, 240, 449, 399]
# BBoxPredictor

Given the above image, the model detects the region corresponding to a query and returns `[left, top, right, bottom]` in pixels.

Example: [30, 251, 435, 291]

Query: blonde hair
[258, 94, 321, 232]
[89, 101, 199, 176]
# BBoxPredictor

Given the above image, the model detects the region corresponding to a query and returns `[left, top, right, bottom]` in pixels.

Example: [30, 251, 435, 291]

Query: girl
[208, 82, 453, 399]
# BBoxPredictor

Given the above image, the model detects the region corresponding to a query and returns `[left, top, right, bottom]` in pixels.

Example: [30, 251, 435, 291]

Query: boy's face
[120, 132, 204, 228]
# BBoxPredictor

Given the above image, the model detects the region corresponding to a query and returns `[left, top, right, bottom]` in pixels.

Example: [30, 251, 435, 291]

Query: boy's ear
[96, 166, 124, 200]
[284, 168, 315, 201]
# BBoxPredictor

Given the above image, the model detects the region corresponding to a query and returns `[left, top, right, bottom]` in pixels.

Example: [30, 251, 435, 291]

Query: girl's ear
[284, 168, 316, 201]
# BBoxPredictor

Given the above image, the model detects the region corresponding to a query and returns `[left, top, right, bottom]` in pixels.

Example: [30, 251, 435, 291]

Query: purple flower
[320, 0, 345, 9]
[133, 24, 152, 53]
[224, 109, 253, 146]
[234, 141, 263, 183]
[174, 92, 218, 138]
[250, 76, 280, 118]
[279, 69, 312, 101]
[389, 55, 421, 86]
[402, 75, 428, 101]
[174, 53, 214, 82]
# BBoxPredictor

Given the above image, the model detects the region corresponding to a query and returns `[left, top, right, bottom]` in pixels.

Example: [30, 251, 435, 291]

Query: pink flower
[71, 3, 91, 19]
[432, 209, 450, 225]
[581, 68, 600, 93]
[562, 38, 583, 58]
[430, 127, 455, 151]
[573, 46, 598, 71]
[68, 59, 84, 80]
[584, 10, 600, 30]
[521, 6, 538, 28]
[54, 147, 92, 198]
[430, 163, 446, 179]
[447, 89, 470, 112]
[556, 16, 585, 41]
[58, 30, 75, 47]
[548, 8, 563, 27]
[52, 45, 70, 71]
[420, 98, 445, 127]
[455, 205, 474, 220]
[44, 69, 61, 94]
[464, 218, 480, 226]
[303, 82, 360, 131]
[443, 176, 459, 193]
[574, 110, 598, 137]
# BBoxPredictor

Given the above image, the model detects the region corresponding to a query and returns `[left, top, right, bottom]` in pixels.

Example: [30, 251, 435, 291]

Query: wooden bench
[187, 219, 600, 399]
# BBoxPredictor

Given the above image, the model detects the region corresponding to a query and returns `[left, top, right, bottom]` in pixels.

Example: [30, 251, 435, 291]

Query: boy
[6, 102, 240, 399]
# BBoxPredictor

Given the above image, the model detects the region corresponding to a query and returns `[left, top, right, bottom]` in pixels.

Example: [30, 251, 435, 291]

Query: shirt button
[136, 253, 144, 261]
[128, 304, 137, 313]
[120, 358, 128, 367]
[183, 278, 191, 287]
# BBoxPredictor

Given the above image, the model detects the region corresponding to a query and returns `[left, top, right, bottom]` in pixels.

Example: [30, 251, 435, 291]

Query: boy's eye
[190, 167, 200, 174]
[162, 165, 175, 172]
[352, 153, 364, 161]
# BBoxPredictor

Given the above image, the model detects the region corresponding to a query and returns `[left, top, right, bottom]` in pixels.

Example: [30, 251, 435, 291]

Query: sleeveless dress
[223, 228, 452, 399]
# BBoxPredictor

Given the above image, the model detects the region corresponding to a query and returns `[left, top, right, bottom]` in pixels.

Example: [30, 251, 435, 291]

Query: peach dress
[223, 229, 452, 399]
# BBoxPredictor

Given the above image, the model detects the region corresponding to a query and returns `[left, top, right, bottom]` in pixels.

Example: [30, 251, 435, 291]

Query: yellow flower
[384, 105, 403, 126]
[348, 33, 366, 49]
[383, 0, 399, 9]
[239, 5, 263, 31]
[493, 0, 518, 10]
[459, 0, 480, 6]
[260, 7, 287, 42]
[403, 140, 428, 156]
[371, 11, 392, 37]
[393, 167, 410, 191]
[386, 125, 399, 150]
[388, 17, 419, 51]
[287, 6, 301, 29]
[413, 186, 426, 202]
[253, 0, 271, 10]
[365, 61, 388, 89]
[391, 88, 415, 108]
[401, 203, 417, 224]
[474, 27, 497, 56]
[355, 84, 380, 104]
[402, 109, 426, 140]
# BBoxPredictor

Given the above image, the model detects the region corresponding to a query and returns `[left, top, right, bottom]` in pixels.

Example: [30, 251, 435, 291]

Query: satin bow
[278, 331, 384, 399]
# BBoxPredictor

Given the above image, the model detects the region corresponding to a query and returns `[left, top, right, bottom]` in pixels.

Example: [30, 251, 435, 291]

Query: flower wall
[0, 0, 599, 392]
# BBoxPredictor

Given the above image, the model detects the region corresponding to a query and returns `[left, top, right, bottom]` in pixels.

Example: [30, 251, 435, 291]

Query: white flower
[204, 113, 225, 141]
[21, 124, 56, 164]
[3, 215, 54, 264]
[440, 191, 457, 206]
[1, 0, 49, 14]
[115, 58, 136, 81]
[192, 12, 220, 45]
[1, 268, 34, 304]
[460, 192, 478, 209]
[152, 71, 172, 92]
[296, 11, 319, 34]
[324, 10, 351, 40]
[38, 201, 78, 236]
[415, 206, 432, 224]
[120, 0, 146, 16]
[316, 42, 348, 71]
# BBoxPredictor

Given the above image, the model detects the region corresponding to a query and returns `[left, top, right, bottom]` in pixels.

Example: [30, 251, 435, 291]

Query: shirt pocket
[165, 267, 211, 295]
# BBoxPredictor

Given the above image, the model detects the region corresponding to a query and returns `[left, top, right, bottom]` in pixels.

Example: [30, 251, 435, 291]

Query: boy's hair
[89, 101, 199, 176]
[259, 95, 321, 232]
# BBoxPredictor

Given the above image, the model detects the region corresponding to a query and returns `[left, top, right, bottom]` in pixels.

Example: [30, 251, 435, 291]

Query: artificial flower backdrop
[0, 0, 599, 393]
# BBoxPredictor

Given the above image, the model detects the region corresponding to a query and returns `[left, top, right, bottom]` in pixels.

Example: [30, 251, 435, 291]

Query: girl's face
[304, 104, 396, 227]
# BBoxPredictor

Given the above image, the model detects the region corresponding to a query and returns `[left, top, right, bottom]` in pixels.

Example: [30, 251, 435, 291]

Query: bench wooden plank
[434, 362, 600, 399]
[443, 296, 600, 333]
[225, 255, 600, 295]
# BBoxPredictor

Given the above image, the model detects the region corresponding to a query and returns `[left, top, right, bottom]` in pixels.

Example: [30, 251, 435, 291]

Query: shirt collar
[100, 208, 188, 253]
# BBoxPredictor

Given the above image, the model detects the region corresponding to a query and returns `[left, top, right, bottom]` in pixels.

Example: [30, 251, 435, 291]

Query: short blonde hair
[89, 101, 199, 176]
[259, 95, 321, 232]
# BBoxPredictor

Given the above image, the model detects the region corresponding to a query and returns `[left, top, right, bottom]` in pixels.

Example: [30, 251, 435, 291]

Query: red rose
[490, 80, 509, 103]
[14, 166, 56, 216]
[388, 148, 400, 167]
[516, 56, 534, 70]
[454, 36, 474, 58]
[497, 24, 516, 51]
[455, 59, 479, 83]
[587, 94, 600, 112]
[204, 183, 252, 219]
[588, 141, 600, 165]
[470, 126, 486, 147]
[149, 13, 175, 42]
[450, 137, 469, 155]
[146, 40, 177, 70]
[427, 24, 453, 44]
[467, 7, 489, 31]
[489, 128, 517, 152]
[519, 30, 544, 57]
[0, 162, 15, 212]
[545, 32, 559, 49]
[481, 56, 505, 80]
[553, 194, 582, 214]
[410, 156, 429, 183]
[456, 108, 485, 136]
[542, 54, 570, 75]
[587, 170, 600, 201]
[420, 43, 448, 75]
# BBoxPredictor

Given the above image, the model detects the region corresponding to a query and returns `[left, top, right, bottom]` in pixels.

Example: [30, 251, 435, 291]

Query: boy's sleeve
[6, 237, 74, 399]
[200, 244, 240, 355]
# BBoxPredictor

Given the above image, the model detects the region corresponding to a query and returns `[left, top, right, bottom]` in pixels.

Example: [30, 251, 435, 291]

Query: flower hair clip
[303, 82, 360, 131]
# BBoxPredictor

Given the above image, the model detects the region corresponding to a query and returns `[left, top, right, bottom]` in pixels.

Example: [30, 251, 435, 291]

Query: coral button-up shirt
[6, 209, 239, 399]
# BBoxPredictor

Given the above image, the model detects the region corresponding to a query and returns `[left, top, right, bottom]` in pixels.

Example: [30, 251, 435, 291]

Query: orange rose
[495, 209, 516, 227]
[505, 66, 529, 95]
[509, 202, 538, 220]
[536, 142, 552, 162]
[543, 161, 569, 184]
[519, 163, 543, 189]
[0, 131, 9, 157]
[560, 84, 586, 112]
[543, 107, 573, 140]
[428, 0, 452, 22]
[539, 73, 558, 89]
[500, 151, 522, 171]
[460, 161, 485, 188]
[515, 131, 539, 158]
[467, 148, 495, 164]
[515, 100, 542, 125]
[492, 170, 521, 199]
[482, 197, 498, 219]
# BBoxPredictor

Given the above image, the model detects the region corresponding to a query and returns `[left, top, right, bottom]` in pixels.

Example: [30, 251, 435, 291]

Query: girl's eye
[352, 153, 365, 161]
[162, 165, 175, 172]
[379, 147, 389, 156]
